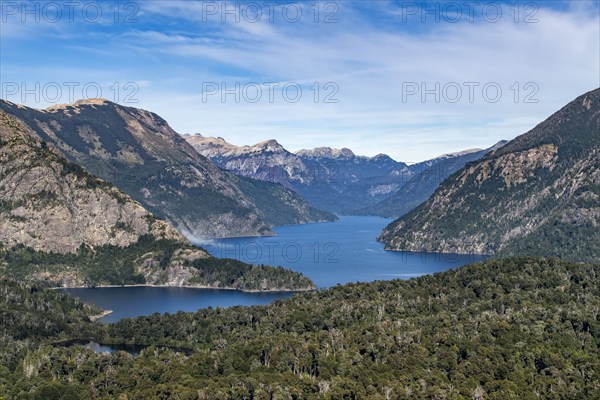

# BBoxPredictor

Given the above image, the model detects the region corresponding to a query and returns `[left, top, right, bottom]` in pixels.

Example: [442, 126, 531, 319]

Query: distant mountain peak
[372, 153, 394, 161]
[185, 136, 291, 158]
[296, 146, 356, 159]
[46, 98, 112, 111]
[208, 136, 231, 145]
[253, 139, 285, 152]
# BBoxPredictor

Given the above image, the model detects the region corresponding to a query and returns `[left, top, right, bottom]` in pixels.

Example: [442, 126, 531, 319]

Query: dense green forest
[0, 237, 314, 292]
[1, 257, 599, 399]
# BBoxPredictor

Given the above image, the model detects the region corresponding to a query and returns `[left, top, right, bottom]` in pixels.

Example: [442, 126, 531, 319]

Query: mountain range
[0, 100, 335, 239]
[0, 108, 314, 290]
[380, 88, 600, 262]
[185, 134, 499, 215]
[185, 135, 408, 212]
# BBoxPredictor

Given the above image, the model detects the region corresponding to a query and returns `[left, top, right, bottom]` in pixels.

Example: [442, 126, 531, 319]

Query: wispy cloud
[1, 1, 598, 161]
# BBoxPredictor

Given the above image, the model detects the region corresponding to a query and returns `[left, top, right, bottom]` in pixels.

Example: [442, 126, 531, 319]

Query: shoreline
[190, 218, 338, 242]
[381, 247, 492, 257]
[90, 309, 113, 321]
[51, 283, 315, 293]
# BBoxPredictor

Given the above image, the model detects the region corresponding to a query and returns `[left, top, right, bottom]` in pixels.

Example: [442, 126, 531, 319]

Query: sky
[0, 0, 599, 162]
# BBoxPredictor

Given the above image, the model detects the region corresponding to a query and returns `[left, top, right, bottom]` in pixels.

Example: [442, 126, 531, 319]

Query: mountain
[3, 257, 599, 398]
[186, 135, 416, 213]
[380, 88, 600, 262]
[0, 109, 314, 291]
[187, 134, 498, 216]
[0, 100, 334, 239]
[295, 147, 415, 211]
[354, 143, 506, 217]
[185, 135, 312, 188]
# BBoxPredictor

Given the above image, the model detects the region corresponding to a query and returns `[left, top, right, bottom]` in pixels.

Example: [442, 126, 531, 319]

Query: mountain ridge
[379, 88, 600, 262]
[353, 142, 506, 217]
[187, 134, 498, 215]
[0, 109, 315, 291]
[0, 100, 334, 239]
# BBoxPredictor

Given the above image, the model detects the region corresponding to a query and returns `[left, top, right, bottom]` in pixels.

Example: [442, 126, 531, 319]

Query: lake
[63, 216, 486, 322]
[62, 286, 294, 323]
[197, 216, 485, 287]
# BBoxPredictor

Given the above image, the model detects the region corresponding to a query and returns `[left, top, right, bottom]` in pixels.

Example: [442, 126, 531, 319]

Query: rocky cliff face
[0, 110, 314, 291]
[0, 110, 201, 279]
[185, 135, 311, 187]
[296, 146, 357, 159]
[380, 88, 600, 262]
[0, 110, 187, 253]
[0, 100, 332, 238]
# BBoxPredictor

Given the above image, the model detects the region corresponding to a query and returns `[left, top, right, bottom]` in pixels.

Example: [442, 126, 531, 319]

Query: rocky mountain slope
[380, 88, 600, 262]
[0, 100, 333, 239]
[353, 144, 506, 217]
[187, 134, 497, 216]
[187, 135, 419, 213]
[0, 110, 314, 290]
[186, 135, 311, 188]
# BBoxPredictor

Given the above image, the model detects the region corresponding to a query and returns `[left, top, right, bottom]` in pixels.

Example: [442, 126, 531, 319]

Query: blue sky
[1, 0, 599, 161]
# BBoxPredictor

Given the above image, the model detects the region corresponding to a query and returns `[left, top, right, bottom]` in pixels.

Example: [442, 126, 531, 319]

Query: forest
[0, 237, 314, 292]
[1, 257, 599, 399]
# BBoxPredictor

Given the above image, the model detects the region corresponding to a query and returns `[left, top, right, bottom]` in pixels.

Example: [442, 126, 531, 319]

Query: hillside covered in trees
[1, 257, 599, 399]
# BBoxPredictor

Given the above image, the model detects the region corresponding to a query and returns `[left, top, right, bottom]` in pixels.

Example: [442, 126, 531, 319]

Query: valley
[1, 2, 599, 397]
[64, 216, 485, 322]
[0, 109, 314, 292]
[1, 89, 598, 399]
[0, 100, 336, 240]
[185, 134, 498, 215]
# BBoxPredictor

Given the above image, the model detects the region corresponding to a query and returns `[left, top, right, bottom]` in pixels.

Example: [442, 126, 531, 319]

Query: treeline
[1, 257, 599, 399]
[0, 236, 314, 291]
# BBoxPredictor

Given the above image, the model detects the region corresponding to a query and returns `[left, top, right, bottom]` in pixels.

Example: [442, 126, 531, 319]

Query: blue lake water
[63, 216, 486, 322]
[197, 216, 485, 287]
[62, 286, 294, 323]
